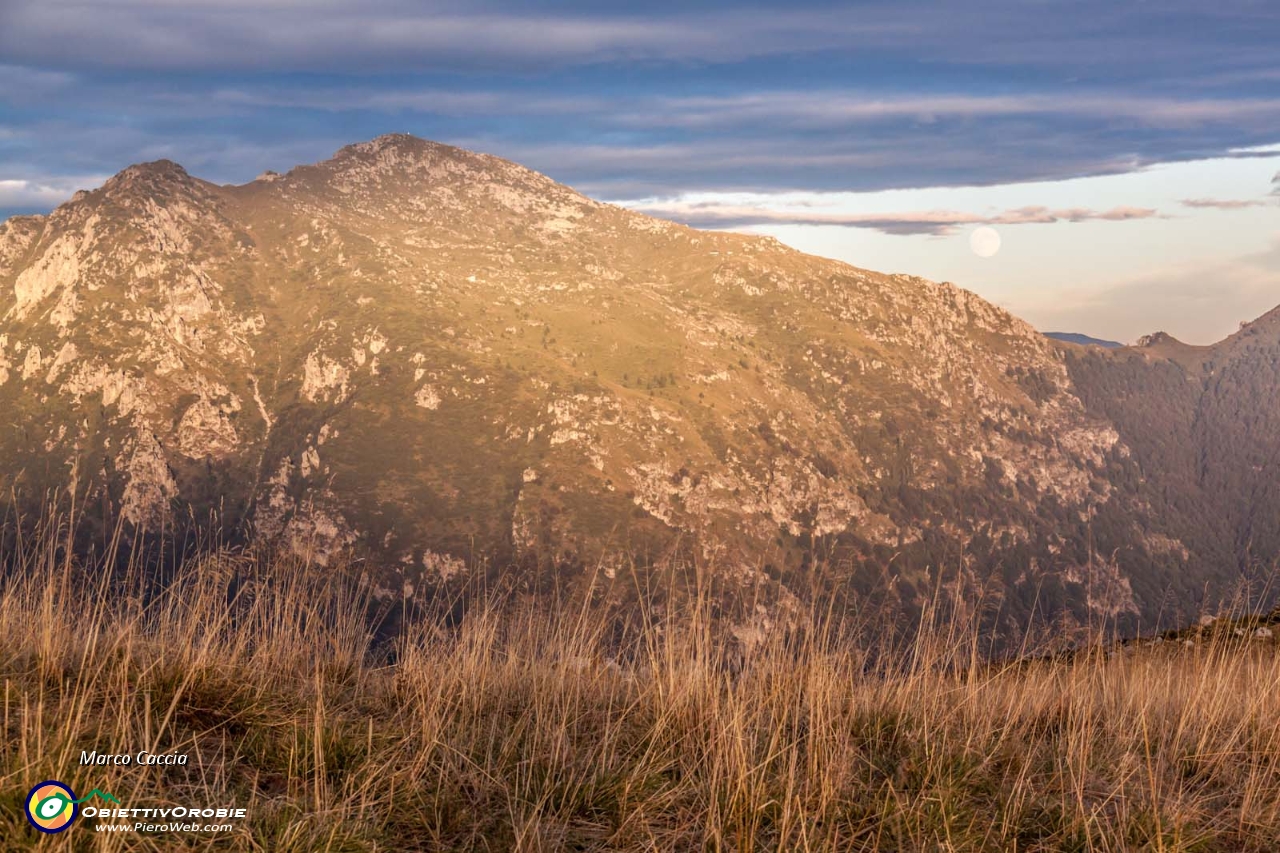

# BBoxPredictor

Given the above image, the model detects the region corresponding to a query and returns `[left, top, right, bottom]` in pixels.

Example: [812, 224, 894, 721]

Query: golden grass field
[2, 516, 1279, 851]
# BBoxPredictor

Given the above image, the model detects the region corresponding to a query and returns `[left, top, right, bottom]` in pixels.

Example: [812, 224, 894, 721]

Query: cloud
[0, 174, 108, 209]
[0, 3, 913, 71]
[625, 92, 1280, 132]
[200, 87, 610, 117]
[0, 119, 352, 190]
[134, 87, 1280, 151]
[485, 133, 1209, 199]
[0, 0, 1275, 83]
[626, 199, 1160, 236]
[1181, 198, 1267, 209]
[142, 86, 1280, 132]
[6, 69, 1273, 199]
[0, 3, 1277, 200]
[993, 206, 1158, 225]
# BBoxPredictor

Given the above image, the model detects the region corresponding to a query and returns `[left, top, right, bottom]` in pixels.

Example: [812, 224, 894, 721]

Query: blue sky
[1, 0, 1277, 342]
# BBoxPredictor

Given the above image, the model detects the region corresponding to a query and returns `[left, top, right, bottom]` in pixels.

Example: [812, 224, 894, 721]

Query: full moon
[969, 226, 1001, 258]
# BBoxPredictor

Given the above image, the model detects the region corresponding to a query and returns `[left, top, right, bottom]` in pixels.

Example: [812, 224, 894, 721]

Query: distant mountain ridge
[1044, 332, 1123, 348]
[2, 134, 1277, 639]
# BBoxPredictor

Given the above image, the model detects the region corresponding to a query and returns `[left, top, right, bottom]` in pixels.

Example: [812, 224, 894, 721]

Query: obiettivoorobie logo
[24, 781, 119, 834]
[24, 776, 245, 834]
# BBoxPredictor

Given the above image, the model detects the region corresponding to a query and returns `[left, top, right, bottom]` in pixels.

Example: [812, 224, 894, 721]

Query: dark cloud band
[627, 201, 1161, 236]
[0, 1, 1277, 203]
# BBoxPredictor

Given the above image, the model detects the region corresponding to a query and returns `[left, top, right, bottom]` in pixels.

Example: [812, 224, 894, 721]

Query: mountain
[1062, 310, 1280, 610]
[1043, 332, 1123, 348]
[1, 134, 1276, 638]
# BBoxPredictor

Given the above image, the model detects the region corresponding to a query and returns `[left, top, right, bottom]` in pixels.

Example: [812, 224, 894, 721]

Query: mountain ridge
[1043, 332, 1123, 349]
[2, 134, 1277, 639]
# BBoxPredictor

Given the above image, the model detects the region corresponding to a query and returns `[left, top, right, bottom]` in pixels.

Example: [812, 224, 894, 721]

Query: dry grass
[1, 521, 1279, 851]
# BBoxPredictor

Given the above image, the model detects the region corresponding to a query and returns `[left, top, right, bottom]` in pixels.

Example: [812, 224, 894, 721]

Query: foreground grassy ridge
[1, 544, 1279, 851]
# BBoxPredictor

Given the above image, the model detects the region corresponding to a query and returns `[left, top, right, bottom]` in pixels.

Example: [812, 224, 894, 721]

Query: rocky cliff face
[1, 135, 1273, 636]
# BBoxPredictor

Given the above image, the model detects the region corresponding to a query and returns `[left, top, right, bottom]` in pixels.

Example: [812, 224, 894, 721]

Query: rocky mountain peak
[313, 133, 584, 205]
[240, 134, 607, 247]
[102, 159, 198, 194]
[319, 133, 502, 181]
[1136, 331, 1178, 348]
[336, 132, 444, 159]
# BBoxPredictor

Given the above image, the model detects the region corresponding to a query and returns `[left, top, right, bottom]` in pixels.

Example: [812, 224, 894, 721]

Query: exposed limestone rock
[13, 235, 81, 319]
[177, 398, 240, 458]
[20, 345, 45, 380]
[414, 384, 441, 410]
[0, 216, 44, 281]
[301, 352, 350, 403]
[422, 550, 467, 581]
[281, 504, 356, 566]
[301, 445, 321, 478]
[45, 342, 78, 383]
[120, 430, 179, 526]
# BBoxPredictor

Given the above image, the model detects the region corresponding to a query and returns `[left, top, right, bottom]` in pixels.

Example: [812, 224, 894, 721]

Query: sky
[1, 1, 1277, 344]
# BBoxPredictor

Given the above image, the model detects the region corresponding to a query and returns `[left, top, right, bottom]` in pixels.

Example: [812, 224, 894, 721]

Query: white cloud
[0, 175, 107, 209]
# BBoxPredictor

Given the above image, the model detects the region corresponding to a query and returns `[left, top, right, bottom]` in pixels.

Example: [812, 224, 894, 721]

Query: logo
[25, 781, 77, 834]
[24, 782, 120, 834]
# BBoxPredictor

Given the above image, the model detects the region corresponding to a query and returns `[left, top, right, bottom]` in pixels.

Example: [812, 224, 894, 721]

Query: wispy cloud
[198, 87, 611, 117]
[138, 87, 1280, 133]
[625, 92, 1280, 132]
[994, 206, 1159, 225]
[0, 3, 912, 71]
[1181, 198, 1268, 209]
[628, 199, 1159, 236]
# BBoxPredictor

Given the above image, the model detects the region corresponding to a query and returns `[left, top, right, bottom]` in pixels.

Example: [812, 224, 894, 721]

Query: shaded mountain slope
[1061, 314, 1280, 615]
